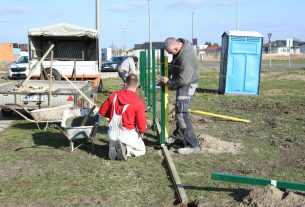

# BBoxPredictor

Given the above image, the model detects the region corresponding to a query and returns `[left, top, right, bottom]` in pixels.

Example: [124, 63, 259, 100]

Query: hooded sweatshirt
[99, 90, 146, 133]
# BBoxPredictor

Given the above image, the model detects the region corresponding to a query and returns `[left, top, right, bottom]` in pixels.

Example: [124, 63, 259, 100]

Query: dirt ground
[241, 185, 305, 207]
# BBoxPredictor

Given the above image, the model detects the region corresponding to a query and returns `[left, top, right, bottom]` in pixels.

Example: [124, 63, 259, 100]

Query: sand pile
[241, 185, 305, 207]
[198, 134, 242, 154]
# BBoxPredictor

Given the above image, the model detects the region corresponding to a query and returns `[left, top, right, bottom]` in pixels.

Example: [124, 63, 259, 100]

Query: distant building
[263, 40, 303, 54]
[300, 43, 305, 53]
[133, 41, 166, 61]
[204, 46, 221, 56]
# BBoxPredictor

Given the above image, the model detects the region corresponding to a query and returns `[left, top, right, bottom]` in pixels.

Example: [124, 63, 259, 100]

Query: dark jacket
[168, 38, 199, 89]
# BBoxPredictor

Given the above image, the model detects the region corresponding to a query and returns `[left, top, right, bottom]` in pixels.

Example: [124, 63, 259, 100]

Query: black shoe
[166, 136, 185, 149]
[115, 141, 127, 161]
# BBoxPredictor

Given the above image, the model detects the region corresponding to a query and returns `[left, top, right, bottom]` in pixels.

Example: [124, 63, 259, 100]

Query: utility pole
[121, 26, 126, 55]
[192, 11, 194, 42]
[96, 0, 100, 69]
[148, 0, 152, 74]
[268, 33, 272, 69]
[236, 0, 239, 30]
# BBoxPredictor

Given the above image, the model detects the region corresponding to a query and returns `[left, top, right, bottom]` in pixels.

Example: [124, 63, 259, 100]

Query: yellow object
[189, 109, 251, 123]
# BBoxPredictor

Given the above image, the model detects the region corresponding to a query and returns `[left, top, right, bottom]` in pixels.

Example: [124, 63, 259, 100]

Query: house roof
[204, 46, 221, 51]
[134, 42, 164, 50]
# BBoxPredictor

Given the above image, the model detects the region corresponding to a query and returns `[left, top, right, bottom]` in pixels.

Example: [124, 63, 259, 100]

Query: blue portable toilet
[219, 31, 263, 95]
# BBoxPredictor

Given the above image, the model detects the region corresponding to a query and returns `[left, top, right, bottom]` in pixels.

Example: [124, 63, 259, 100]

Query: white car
[9, 52, 29, 79]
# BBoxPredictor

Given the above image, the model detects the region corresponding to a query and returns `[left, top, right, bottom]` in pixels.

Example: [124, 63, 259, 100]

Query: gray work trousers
[172, 80, 199, 148]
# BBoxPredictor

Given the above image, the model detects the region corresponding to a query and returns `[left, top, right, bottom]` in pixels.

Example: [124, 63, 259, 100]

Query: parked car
[8, 52, 29, 79]
[101, 56, 127, 72]
[101, 56, 139, 72]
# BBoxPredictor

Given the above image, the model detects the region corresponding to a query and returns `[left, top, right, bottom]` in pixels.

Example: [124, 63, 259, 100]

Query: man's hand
[159, 76, 169, 84]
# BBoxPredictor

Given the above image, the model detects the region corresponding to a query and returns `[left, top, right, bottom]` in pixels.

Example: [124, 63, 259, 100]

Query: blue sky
[0, 0, 304, 49]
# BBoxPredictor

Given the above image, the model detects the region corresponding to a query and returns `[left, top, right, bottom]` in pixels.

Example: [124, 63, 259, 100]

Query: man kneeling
[99, 74, 146, 161]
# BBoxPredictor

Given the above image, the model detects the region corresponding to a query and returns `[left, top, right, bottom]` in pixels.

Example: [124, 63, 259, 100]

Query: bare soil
[241, 185, 305, 207]
[198, 134, 242, 155]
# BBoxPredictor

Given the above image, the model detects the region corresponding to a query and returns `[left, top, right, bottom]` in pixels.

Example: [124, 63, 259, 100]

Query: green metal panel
[212, 172, 305, 191]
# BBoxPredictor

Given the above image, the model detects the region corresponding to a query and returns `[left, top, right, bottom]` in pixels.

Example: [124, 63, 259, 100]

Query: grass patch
[0, 67, 305, 206]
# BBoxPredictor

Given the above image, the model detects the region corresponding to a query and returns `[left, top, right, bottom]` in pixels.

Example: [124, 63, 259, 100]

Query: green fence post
[140, 51, 145, 89]
[152, 49, 156, 124]
[147, 50, 151, 111]
[160, 48, 165, 145]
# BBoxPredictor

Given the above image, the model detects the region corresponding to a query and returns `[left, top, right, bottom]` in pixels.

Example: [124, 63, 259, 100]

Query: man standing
[118, 57, 137, 83]
[99, 74, 146, 161]
[159, 37, 200, 155]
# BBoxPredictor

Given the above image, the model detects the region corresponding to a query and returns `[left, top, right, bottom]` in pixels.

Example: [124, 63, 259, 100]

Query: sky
[0, 0, 305, 50]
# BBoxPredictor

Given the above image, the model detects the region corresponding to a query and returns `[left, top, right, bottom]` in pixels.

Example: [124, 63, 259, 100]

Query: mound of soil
[241, 185, 305, 207]
[198, 134, 242, 154]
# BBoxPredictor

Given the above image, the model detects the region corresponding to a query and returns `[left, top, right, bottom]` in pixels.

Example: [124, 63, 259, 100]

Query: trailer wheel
[1, 109, 13, 117]
[97, 79, 103, 93]
[44, 68, 61, 80]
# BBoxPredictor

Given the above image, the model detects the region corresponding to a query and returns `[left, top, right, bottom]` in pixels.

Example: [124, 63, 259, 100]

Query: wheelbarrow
[0, 103, 73, 130]
[50, 106, 99, 152]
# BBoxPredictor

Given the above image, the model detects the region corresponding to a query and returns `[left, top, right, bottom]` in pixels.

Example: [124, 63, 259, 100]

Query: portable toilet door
[219, 31, 263, 95]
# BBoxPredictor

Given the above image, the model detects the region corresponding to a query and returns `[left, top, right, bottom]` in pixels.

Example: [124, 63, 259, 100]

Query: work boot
[177, 146, 201, 155]
[108, 140, 117, 160]
[115, 141, 127, 161]
[108, 146, 117, 160]
[166, 136, 185, 149]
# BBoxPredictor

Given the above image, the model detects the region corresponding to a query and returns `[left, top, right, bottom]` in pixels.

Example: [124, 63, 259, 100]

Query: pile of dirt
[241, 185, 305, 207]
[198, 134, 242, 154]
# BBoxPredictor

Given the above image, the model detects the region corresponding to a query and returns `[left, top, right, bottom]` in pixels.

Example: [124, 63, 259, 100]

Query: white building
[300, 43, 305, 53]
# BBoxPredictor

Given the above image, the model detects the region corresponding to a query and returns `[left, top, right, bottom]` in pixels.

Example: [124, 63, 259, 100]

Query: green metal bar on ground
[212, 172, 305, 191]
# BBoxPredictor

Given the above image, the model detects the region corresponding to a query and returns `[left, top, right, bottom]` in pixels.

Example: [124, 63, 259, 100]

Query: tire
[44, 68, 61, 80]
[1, 108, 13, 117]
[97, 79, 103, 93]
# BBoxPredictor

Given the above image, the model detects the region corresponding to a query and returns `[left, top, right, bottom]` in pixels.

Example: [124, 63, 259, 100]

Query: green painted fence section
[212, 172, 305, 191]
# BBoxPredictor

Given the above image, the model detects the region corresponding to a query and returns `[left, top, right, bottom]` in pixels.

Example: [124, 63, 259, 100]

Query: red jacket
[99, 90, 147, 133]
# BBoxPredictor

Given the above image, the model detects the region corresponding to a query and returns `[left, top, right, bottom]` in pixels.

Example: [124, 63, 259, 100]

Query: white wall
[300, 45, 305, 53]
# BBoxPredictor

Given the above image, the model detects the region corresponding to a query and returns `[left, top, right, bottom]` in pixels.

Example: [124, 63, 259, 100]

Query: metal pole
[192, 11, 194, 42]
[48, 51, 53, 107]
[236, 0, 239, 30]
[269, 41, 272, 69]
[96, 0, 100, 69]
[121, 27, 126, 55]
[148, 0, 152, 104]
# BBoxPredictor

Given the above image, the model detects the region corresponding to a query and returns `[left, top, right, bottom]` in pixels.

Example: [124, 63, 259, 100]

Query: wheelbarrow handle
[49, 124, 71, 141]
[80, 105, 96, 126]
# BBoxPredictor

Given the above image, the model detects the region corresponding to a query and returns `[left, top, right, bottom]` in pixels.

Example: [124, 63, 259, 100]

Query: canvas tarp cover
[28, 23, 98, 38]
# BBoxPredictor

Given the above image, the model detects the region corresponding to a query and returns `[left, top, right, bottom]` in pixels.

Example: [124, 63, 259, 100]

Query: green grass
[0, 67, 305, 206]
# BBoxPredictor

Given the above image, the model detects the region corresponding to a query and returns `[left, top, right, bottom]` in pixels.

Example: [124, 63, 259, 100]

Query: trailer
[27, 23, 102, 92]
[0, 80, 93, 117]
